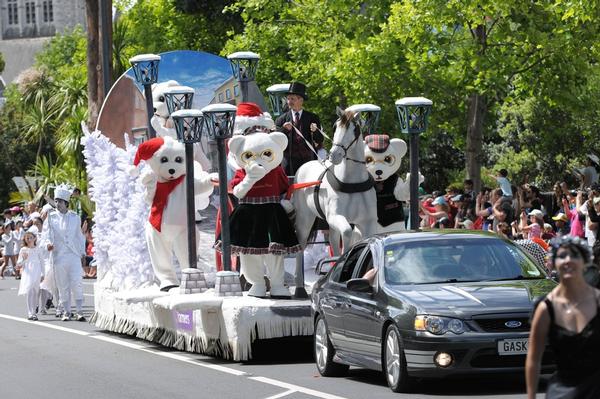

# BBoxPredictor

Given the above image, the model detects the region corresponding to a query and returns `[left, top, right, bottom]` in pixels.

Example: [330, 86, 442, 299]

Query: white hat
[54, 184, 73, 202]
[27, 225, 39, 236]
[461, 219, 474, 229]
[528, 209, 544, 218]
[29, 211, 41, 219]
[233, 102, 275, 135]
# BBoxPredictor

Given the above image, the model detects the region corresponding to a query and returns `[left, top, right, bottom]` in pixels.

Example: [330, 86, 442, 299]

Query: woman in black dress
[526, 236, 600, 398]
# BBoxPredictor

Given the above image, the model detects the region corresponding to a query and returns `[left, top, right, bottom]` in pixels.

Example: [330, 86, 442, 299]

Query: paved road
[0, 277, 545, 399]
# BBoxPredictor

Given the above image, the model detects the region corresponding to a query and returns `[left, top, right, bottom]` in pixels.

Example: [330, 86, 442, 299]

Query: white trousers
[53, 253, 83, 315]
[26, 287, 40, 317]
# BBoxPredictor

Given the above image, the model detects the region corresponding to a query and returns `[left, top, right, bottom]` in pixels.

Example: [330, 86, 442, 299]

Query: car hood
[387, 278, 556, 318]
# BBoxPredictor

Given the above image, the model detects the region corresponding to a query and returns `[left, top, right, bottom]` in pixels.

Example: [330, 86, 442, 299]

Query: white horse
[292, 108, 378, 257]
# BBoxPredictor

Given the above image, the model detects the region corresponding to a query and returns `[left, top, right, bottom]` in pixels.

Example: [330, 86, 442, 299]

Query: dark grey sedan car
[311, 230, 556, 392]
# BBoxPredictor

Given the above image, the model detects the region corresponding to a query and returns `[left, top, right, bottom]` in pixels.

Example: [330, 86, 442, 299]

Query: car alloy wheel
[314, 315, 349, 377]
[383, 324, 411, 392]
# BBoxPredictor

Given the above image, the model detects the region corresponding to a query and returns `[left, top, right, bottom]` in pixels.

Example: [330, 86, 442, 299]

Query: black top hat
[287, 82, 308, 100]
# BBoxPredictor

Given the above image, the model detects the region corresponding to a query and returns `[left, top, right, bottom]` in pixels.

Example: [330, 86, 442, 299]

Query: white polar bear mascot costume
[364, 134, 422, 233]
[133, 136, 214, 291]
[216, 131, 300, 298]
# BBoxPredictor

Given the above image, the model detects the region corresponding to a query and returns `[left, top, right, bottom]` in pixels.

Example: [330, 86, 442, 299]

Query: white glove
[393, 178, 410, 202]
[246, 163, 267, 181]
[233, 164, 267, 199]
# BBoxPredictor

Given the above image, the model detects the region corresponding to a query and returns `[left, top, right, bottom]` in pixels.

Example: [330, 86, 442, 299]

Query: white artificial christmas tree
[81, 125, 155, 290]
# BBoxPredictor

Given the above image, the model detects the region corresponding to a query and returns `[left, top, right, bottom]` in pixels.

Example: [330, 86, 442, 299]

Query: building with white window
[0, 0, 86, 83]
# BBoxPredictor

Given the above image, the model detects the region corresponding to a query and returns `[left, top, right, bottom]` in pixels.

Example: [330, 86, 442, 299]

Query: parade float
[84, 49, 431, 361]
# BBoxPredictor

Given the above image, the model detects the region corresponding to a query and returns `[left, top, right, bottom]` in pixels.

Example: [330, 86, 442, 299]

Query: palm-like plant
[22, 98, 57, 162]
[112, 18, 132, 80]
[17, 67, 55, 107]
[28, 155, 68, 203]
[55, 105, 88, 179]
[50, 75, 87, 121]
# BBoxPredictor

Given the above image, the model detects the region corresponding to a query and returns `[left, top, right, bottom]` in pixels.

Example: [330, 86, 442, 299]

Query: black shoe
[27, 316, 34, 321]
[31, 315, 38, 321]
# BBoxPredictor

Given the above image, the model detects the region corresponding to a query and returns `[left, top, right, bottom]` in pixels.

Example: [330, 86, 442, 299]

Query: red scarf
[149, 175, 185, 232]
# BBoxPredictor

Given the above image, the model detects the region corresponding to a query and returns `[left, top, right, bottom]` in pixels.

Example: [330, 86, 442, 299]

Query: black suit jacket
[275, 109, 323, 175]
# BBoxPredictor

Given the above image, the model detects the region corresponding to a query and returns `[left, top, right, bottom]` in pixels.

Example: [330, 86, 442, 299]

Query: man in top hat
[41, 184, 87, 321]
[275, 82, 323, 176]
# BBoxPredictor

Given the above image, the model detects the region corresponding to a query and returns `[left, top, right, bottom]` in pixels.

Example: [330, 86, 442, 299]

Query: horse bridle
[330, 119, 365, 164]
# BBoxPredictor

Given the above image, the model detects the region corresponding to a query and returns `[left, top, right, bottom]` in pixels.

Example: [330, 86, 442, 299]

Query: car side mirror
[346, 278, 373, 293]
[316, 257, 339, 275]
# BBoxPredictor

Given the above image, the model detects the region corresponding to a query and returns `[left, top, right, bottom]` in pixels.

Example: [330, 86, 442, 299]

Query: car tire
[383, 324, 412, 392]
[314, 315, 349, 377]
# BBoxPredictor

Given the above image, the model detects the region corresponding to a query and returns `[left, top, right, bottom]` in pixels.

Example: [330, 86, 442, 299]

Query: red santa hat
[134, 137, 165, 167]
[233, 102, 275, 135]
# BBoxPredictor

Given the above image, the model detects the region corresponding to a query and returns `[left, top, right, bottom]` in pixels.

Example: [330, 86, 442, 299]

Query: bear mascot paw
[133, 136, 214, 291]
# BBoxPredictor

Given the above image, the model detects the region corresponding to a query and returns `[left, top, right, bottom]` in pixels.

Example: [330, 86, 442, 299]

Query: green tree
[0, 51, 5, 74]
[121, 0, 241, 55]
[381, 1, 600, 190]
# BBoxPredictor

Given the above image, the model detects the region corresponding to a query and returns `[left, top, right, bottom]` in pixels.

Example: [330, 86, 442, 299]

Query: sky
[126, 50, 233, 109]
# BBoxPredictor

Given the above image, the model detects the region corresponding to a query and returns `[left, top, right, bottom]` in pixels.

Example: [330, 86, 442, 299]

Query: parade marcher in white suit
[42, 185, 86, 321]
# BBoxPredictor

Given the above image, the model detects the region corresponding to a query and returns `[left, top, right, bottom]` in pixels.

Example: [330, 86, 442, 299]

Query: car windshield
[384, 238, 545, 285]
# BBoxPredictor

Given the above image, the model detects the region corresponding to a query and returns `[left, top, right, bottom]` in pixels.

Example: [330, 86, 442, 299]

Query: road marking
[250, 376, 348, 399]
[0, 312, 348, 399]
[263, 389, 296, 399]
[0, 313, 89, 336]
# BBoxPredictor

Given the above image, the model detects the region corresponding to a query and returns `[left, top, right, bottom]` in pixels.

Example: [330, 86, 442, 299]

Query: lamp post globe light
[227, 51, 260, 102]
[346, 104, 381, 136]
[266, 83, 290, 118]
[164, 86, 195, 115]
[394, 97, 433, 230]
[201, 103, 237, 272]
[129, 54, 161, 139]
[171, 108, 205, 270]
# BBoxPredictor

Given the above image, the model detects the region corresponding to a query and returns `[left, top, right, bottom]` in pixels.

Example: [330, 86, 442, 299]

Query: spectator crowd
[418, 154, 600, 278]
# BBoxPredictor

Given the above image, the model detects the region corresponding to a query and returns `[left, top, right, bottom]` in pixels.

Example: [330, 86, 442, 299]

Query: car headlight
[414, 315, 465, 335]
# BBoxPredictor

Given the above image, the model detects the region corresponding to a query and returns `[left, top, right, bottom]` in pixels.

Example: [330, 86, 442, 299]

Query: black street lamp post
[346, 104, 381, 136]
[227, 51, 260, 103]
[395, 97, 433, 230]
[171, 108, 204, 269]
[266, 84, 290, 118]
[201, 103, 237, 272]
[129, 54, 161, 139]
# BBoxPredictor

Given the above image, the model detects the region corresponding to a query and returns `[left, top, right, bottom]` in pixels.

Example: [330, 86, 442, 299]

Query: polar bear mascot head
[134, 135, 186, 182]
[364, 134, 407, 182]
[227, 103, 276, 172]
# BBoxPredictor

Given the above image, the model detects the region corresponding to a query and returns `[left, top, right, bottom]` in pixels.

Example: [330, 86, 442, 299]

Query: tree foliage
[224, 0, 600, 190]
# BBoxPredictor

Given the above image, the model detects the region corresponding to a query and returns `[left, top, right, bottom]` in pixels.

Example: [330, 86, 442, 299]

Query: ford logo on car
[505, 321, 522, 328]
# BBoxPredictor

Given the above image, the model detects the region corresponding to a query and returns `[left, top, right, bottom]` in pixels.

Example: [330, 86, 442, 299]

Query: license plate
[497, 338, 528, 355]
